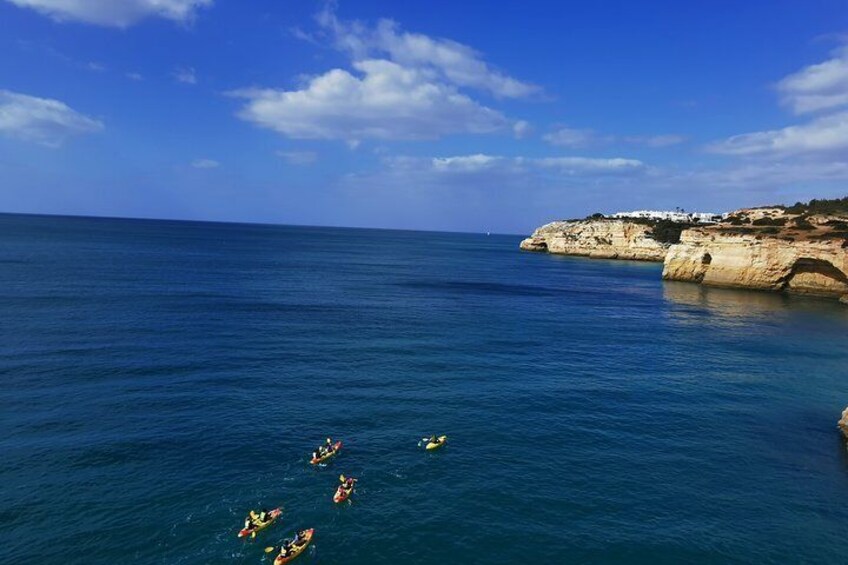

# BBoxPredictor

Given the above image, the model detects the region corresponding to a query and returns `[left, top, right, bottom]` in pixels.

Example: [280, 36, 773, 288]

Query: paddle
[264, 546, 276, 554]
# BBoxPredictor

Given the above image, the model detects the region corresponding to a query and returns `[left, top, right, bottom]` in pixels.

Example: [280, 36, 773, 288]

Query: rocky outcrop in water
[662, 212, 848, 300]
[519, 219, 668, 262]
[840, 407, 848, 439]
[521, 203, 848, 303]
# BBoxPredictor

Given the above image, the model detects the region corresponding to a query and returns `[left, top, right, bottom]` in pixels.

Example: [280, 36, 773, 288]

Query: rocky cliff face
[520, 220, 668, 262]
[840, 407, 848, 439]
[662, 224, 848, 300]
[521, 206, 848, 303]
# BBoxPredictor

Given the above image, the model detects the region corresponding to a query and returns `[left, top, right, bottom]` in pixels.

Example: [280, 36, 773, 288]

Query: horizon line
[0, 210, 527, 238]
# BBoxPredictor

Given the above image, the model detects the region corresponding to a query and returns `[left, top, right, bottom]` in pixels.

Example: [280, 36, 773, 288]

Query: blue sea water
[2, 213, 848, 564]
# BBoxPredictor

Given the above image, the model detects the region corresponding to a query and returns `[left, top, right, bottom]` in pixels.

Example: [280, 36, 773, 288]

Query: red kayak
[333, 481, 355, 503]
[310, 441, 342, 465]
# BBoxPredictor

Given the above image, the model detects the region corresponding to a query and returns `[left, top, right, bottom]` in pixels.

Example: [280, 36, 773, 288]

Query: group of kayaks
[238, 434, 447, 562]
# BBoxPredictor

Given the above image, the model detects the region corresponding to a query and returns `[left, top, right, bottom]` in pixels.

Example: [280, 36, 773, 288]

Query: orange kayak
[273, 529, 314, 564]
[310, 441, 342, 465]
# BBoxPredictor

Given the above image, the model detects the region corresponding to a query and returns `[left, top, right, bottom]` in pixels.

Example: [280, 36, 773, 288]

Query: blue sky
[0, 0, 847, 233]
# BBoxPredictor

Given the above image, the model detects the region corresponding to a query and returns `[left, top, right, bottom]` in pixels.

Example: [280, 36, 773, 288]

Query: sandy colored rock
[519, 220, 668, 261]
[663, 227, 848, 298]
[840, 407, 848, 439]
[841, 295, 848, 306]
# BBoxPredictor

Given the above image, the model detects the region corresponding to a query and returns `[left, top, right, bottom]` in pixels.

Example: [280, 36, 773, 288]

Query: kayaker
[428, 435, 441, 445]
[279, 542, 292, 558]
[325, 437, 333, 448]
[341, 476, 356, 489]
[293, 530, 307, 545]
[243, 518, 252, 530]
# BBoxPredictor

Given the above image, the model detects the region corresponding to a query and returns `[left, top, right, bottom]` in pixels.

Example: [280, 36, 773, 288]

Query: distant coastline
[521, 198, 848, 304]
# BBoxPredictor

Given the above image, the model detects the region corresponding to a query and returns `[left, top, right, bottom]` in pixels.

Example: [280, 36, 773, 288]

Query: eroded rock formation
[521, 205, 848, 302]
[662, 226, 848, 299]
[840, 407, 848, 439]
[519, 220, 668, 262]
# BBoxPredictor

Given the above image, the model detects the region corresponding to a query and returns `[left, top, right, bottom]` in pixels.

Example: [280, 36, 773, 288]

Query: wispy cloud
[0, 90, 103, 147]
[390, 154, 646, 176]
[191, 158, 219, 168]
[545, 127, 684, 148]
[277, 150, 318, 165]
[4, 0, 213, 28]
[543, 127, 605, 148]
[778, 44, 848, 114]
[707, 110, 848, 156]
[623, 134, 686, 147]
[125, 72, 144, 81]
[173, 67, 197, 85]
[512, 120, 532, 139]
[710, 43, 848, 159]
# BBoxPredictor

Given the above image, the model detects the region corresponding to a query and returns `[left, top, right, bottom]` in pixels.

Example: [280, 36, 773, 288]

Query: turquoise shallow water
[2, 213, 848, 564]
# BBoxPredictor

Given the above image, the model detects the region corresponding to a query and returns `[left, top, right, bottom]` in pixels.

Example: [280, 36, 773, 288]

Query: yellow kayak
[425, 436, 447, 450]
[238, 508, 281, 538]
[274, 528, 314, 564]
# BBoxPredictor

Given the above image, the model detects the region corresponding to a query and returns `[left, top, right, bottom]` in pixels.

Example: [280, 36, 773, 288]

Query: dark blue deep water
[2, 214, 848, 564]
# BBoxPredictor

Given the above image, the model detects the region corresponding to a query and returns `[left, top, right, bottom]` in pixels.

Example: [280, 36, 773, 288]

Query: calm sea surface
[2, 214, 848, 564]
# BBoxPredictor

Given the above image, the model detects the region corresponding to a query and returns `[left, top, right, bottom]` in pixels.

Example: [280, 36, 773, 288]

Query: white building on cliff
[609, 210, 724, 224]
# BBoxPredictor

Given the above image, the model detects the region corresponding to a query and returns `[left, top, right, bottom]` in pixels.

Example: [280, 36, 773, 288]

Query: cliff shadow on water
[662, 280, 848, 324]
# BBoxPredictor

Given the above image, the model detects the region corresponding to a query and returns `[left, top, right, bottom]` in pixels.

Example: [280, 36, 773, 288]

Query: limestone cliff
[662, 217, 848, 300]
[520, 219, 668, 262]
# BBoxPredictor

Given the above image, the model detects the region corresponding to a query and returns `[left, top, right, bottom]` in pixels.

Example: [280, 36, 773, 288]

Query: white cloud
[512, 120, 532, 139]
[535, 156, 645, 174]
[707, 110, 848, 156]
[0, 90, 103, 146]
[173, 66, 197, 84]
[234, 8, 533, 144]
[191, 158, 219, 168]
[230, 59, 509, 143]
[679, 160, 848, 189]
[432, 154, 502, 172]
[4, 0, 213, 27]
[390, 154, 645, 176]
[545, 127, 684, 148]
[543, 127, 602, 148]
[277, 150, 318, 165]
[623, 134, 686, 147]
[316, 8, 538, 99]
[778, 45, 848, 114]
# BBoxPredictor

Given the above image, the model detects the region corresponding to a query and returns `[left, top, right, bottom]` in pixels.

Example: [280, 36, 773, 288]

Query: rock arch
[781, 257, 848, 295]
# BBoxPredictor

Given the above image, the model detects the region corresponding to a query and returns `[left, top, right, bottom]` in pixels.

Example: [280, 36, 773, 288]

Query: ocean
[2, 213, 848, 564]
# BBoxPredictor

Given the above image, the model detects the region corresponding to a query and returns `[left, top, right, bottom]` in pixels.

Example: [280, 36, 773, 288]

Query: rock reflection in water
[662, 281, 848, 326]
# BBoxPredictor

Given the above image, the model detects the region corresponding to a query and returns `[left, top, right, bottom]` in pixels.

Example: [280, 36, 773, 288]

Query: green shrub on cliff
[649, 220, 685, 244]
[784, 196, 848, 215]
[752, 217, 787, 226]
